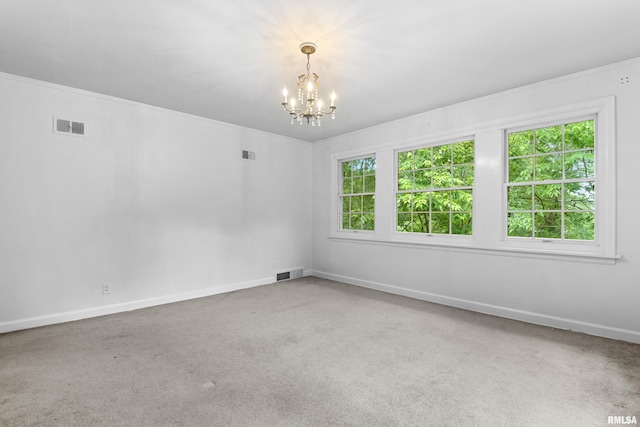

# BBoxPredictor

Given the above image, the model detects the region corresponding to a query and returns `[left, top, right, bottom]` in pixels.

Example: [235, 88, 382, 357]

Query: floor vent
[54, 116, 86, 137]
[276, 268, 303, 282]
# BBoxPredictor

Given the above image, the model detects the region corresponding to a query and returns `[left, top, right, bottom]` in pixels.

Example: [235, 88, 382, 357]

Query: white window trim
[329, 96, 619, 264]
[498, 98, 616, 259]
[332, 151, 378, 235]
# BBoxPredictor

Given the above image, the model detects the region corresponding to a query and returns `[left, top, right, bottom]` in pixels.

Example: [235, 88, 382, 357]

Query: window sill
[328, 232, 620, 265]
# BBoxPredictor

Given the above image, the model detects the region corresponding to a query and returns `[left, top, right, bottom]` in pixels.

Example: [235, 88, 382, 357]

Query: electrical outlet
[102, 283, 110, 295]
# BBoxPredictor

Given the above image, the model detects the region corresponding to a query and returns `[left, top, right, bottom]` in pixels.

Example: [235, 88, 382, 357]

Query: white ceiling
[1, 1, 639, 142]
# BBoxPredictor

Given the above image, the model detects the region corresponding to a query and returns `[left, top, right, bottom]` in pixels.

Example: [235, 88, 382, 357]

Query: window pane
[342, 214, 350, 229]
[431, 213, 450, 234]
[362, 195, 375, 213]
[363, 157, 376, 174]
[397, 213, 413, 232]
[507, 185, 532, 210]
[535, 125, 562, 153]
[431, 190, 450, 212]
[565, 120, 594, 150]
[342, 177, 352, 194]
[411, 213, 429, 233]
[452, 213, 473, 235]
[351, 195, 362, 212]
[397, 193, 412, 213]
[433, 166, 451, 188]
[362, 214, 375, 231]
[534, 212, 562, 238]
[352, 159, 364, 176]
[452, 190, 473, 212]
[509, 157, 533, 182]
[534, 184, 562, 210]
[564, 182, 595, 211]
[509, 130, 534, 157]
[564, 212, 595, 240]
[453, 164, 474, 187]
[350, 214, 362, 229]
[398, 151, 413, 171]
[535, 154, 563, 180]
[364, 174, 376, 193]
[453, 140, 474, 164]
[342, 197, 350, 214]
[414, 148, 432, 169]
[564, 150, 594, 179]
[398, 171, 414, 191]
[352, 177, 364, 193]
[433, 145, 452, 166]
[413, 192, 431, 212]
[508, 212, 532, 237]
[342, 162, 351, 178]
[414, 169, 432, 190]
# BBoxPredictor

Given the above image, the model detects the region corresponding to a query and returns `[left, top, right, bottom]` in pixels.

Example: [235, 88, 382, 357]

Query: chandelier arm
[281, 102, 304, 115]
[316, 106, 337, 115]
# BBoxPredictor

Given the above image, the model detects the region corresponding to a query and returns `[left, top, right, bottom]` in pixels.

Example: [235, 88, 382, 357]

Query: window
[506, 118, 595, 241]
[340, 156, 376, 231]
[330, 97, 616, 262]
[396, 139, 474, 235]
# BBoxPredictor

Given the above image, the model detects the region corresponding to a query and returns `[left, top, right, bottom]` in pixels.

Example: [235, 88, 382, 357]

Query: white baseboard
[310, 270, 640, 344]
[0, 277, 274, 334]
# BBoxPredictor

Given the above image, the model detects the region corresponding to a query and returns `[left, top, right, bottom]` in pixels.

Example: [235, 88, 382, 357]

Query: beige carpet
[1, 276, 639, 426]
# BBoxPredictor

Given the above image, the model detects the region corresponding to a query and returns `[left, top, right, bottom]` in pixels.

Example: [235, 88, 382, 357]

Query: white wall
[312, 58, 640, 343]
[3, 58, 639, 344]
[0, 73, 312, 332]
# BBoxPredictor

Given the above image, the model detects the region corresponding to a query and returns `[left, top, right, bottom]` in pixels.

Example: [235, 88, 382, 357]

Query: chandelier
[281, 42, 336, 126]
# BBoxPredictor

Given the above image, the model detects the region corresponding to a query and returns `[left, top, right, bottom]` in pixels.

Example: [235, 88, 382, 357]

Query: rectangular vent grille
[56, 119, 71, 133]
[54, 116, 86, 137]
[276, 268, 303, 282]
[276, 272, 290, 281]
[71, 121, 85, 135]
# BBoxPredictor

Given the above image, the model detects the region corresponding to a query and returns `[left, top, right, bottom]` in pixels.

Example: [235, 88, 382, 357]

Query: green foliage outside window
[341, 157, 375, 230]
[397, 140, 474, 235]
[507, 119, 595, 240]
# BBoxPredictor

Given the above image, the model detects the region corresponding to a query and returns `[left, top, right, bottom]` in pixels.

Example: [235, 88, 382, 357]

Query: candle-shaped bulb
[290, 98, 296, 109]
[317, 99, 323, 112]
[330, 91, 336, 106]
[283, 86, 288, 103]
[307, 81, 313, 93]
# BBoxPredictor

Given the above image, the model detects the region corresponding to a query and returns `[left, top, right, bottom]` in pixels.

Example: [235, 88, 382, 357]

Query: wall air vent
[276, 268, 303, 282]
[242, 150, 256, 160]
[53, 116, 86, 137]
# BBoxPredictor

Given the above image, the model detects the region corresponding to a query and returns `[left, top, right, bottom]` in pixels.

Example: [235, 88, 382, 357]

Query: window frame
[394, 137, 475, 239]
[504, 115, 596, 243]
[499, 98, 616, 259]
[337, 153, 377, 233]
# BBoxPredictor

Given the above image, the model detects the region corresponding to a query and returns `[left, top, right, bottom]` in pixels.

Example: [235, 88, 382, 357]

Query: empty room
[1, 1, 639, 426]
